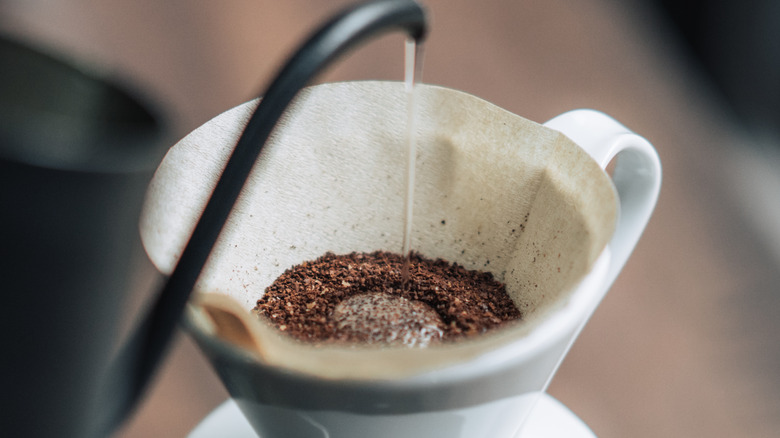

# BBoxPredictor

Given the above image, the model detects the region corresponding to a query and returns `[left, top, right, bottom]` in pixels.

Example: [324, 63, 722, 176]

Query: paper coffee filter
[140, 81, 617, 379]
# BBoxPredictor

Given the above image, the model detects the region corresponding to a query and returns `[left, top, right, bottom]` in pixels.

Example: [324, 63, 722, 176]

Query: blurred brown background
[2, 0, 779, 437]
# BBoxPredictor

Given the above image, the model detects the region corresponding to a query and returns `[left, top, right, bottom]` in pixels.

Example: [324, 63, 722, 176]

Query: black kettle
[0, 1, 427, 436]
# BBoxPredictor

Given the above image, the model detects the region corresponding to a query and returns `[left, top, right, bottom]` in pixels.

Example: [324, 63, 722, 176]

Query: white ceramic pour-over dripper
[139, 80, 660, 438]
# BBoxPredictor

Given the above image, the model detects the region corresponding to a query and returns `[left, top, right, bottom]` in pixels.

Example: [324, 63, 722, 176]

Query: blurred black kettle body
[0, 35, 168, 437]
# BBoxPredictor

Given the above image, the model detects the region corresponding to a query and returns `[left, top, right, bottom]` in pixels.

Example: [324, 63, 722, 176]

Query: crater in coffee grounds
[252, 251, 522, 347]
[333, 292, 445, 347]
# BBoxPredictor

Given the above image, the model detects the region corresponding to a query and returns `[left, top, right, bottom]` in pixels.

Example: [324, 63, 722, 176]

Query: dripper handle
[544, 109, 661, 289]
[96, 1, 427, 436]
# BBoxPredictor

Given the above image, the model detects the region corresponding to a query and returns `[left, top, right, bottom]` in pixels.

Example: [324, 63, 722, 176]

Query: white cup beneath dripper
[187, 392, 596, 437]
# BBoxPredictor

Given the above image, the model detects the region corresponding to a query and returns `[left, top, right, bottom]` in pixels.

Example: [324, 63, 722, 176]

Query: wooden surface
[2, 1, 779, 436]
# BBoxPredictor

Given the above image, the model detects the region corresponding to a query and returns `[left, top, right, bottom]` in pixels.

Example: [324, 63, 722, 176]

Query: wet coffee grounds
[252, 251, 522, 346]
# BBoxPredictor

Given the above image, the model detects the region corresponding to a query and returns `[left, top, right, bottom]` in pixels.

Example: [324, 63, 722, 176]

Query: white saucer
[188, 394, 595, 438]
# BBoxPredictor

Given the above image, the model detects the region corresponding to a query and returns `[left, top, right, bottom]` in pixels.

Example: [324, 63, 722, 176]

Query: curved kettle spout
[96, 1, 428, 436]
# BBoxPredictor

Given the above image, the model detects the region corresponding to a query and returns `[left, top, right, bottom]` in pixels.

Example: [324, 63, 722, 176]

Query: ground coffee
[253, 251, 522, 347]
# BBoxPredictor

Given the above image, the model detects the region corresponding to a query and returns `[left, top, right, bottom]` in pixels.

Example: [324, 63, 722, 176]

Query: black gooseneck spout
[97, 0, 428, 436]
